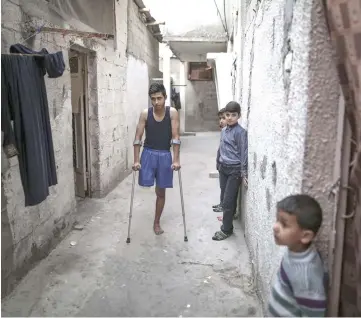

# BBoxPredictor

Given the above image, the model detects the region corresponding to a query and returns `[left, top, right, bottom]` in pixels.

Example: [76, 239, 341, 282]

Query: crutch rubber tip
[126, 238, 131, 243]
[184, 236, 188, 242]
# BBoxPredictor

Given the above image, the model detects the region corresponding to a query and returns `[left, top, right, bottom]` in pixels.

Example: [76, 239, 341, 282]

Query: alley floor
[2, 133, 261, 317]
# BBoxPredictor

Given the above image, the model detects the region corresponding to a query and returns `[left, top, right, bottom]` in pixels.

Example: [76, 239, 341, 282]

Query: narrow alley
[2, 0, 361, 316]
[1, 133, 260, 317]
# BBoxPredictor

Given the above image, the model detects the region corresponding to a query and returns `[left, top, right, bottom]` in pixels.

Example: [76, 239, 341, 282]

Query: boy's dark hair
[218, 108, 226, 116]
[277, 194, 323, 234]
[225, 101, 241, 115]
[149, 83, 166, 97]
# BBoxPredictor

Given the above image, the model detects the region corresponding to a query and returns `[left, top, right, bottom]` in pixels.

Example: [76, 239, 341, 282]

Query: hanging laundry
[10, 43, 65, 78]
[1, 50, 58, 206]
[171, 88, 181, 111]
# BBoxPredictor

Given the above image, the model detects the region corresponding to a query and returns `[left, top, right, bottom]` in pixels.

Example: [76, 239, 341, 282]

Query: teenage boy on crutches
[132, 83, 181, 236]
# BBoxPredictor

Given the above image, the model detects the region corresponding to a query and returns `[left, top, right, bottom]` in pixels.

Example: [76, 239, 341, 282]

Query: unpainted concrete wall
[237, 0, 339, 307]
[127, 0, 161, 79]
[1, 0, 160, 297]
[185, 79, 219, 132]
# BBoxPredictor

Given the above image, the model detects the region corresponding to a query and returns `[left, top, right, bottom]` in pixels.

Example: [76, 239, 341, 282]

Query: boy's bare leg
[154, 187, 165, 235]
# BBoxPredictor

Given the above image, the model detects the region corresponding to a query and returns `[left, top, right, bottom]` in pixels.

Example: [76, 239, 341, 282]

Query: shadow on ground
[2, 133, 261, 317]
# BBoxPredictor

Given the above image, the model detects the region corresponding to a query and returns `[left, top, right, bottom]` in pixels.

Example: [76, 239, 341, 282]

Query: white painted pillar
[179, 61, 186, 134]
[162, 46, 172, 106]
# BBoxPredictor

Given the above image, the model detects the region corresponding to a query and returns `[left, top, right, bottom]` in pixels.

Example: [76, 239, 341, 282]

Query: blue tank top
[144, 106, 172, 150]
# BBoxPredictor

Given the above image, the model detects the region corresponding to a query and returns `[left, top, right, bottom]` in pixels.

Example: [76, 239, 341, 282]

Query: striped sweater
[268, 245, 327, 317]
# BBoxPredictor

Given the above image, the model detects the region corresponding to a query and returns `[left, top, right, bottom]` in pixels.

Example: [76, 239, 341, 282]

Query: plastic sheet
[19, 0, 114, 35]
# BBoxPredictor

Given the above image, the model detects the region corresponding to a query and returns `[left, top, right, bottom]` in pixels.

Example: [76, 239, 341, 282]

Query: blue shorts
[139, 147, 173, 188]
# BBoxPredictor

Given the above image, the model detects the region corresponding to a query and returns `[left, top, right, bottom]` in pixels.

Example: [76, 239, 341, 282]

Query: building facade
[153, 0, 359, 315]
[147, 0, 228, 133]
[222, 0, 360, 315]
[1, 0, 161, 297]
[231, 0, 339, 308]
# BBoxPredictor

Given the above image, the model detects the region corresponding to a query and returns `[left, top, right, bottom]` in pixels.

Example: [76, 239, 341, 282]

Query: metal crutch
[126, 170, 136, 244]
[178, 169, 188, 242]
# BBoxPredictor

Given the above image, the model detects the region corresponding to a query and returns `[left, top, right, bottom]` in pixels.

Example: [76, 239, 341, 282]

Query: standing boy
[268, 194, 327, 317]
[212, 101, 248, 241]
[213, 107, 227, 213]
[132, 83, 181, 235]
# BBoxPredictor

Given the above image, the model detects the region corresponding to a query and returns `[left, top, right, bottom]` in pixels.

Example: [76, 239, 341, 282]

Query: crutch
[178, 169, 188, 242]
[126, 170, 136, 244]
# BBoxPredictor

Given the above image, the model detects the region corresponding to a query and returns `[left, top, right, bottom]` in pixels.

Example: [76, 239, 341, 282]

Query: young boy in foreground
[212, 101, 248, 241]
[268, 194, 327, 317]
[213, 108, 227, 213]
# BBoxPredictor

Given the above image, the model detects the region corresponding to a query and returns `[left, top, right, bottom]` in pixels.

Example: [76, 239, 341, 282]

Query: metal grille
[69, 56, 79, 74]
[188, 62, 213, 81]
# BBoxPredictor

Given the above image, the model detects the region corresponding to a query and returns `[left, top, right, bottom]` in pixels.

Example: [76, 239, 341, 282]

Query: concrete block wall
[124, 0, 163, 166]
[1, 0, 77, 296]
[237, 0, 339, 307]
[1, 0, 160, 297]
[127, 0, 161, 79]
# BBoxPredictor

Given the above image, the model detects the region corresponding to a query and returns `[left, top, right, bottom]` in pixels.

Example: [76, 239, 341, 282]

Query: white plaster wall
[185, 80, 219, 132]
[124, 55, 150, 168]
[238, 0, 339, 306]
[208, 53, 233, 110]
[169, 58, 186, 133]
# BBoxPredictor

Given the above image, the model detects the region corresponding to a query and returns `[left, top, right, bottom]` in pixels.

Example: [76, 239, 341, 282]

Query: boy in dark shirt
[213, 108, 227, 213]
[212, 101, 248, 241]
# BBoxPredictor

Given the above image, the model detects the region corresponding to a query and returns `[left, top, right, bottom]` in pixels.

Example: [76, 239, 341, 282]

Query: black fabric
[171, 88, 181, 110]
[10, 44, 65, 78]
[43, 51, 65, 78]
[1, 68, 18, 158]
[219, 164, 242, 234]
[144, 106, 172, 151]
[1, 54, 58, 206]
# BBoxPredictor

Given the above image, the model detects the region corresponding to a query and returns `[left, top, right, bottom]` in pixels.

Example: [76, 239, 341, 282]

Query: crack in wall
[282, 0, 294, 104]
[246, 19, 257, 124]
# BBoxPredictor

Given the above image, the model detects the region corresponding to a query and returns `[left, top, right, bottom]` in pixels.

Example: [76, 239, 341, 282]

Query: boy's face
[225, 111, 240, 126]
[218, 114, 226, 129]
[273, 210, 315, 252]
[150, 92, 166, 110]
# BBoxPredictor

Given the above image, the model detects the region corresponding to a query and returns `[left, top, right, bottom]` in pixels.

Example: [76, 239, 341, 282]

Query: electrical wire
[213, 0, 229, 39]
[223, 0, 229, 38]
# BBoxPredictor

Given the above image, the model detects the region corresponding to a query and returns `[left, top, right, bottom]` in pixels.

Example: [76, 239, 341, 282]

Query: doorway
[69, 50, 91, 198]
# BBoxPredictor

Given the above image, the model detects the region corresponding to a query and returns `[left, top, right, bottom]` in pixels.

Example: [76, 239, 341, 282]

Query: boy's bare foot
[153, 223, 164, 235]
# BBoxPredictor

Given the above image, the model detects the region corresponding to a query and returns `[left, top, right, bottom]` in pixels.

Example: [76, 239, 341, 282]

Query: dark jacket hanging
[10, 43, 65, 78]
[1, 53, 58, 206]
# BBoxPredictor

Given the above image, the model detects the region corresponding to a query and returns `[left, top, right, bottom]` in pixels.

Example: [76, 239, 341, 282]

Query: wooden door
[70, 53, 87, 198]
